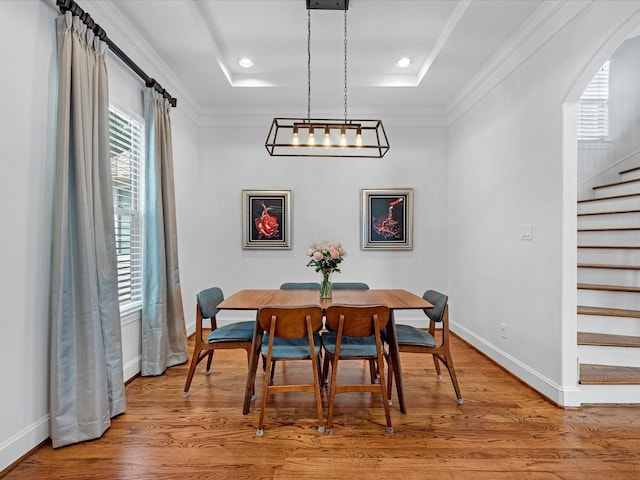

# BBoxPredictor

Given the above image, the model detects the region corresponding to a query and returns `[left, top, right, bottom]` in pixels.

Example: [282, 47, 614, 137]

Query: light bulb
[308, 126, 315, 146]
[340, 126, 346, 147]
[292, 126, 299, 146]
[356, 127, 362, 147]
[324, 126, 331, 147]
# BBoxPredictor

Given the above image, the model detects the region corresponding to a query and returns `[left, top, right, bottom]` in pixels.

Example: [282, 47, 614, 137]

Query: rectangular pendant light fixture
[266, 0, 389, 158]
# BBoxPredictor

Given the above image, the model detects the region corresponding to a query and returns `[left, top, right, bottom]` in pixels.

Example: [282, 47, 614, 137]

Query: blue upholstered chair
[322, 304, 393, 434]
[386, 290, 462, 405]
[265, 282, 321, 383]
[183, 287, 255, 398]
[256, 305, 325, 436]
[279, 282, 321, 290]
[331, 282, 369, 290]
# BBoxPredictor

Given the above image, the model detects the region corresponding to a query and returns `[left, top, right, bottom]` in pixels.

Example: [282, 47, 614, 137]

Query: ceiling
[105, 0, 546, 116]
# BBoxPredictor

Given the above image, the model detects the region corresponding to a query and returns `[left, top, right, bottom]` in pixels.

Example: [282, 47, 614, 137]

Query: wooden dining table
[217, 289, 433, 414]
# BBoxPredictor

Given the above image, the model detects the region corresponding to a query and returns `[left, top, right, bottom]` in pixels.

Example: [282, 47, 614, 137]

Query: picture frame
[242, 190, 291, 249]
[361, 188, 414, 250]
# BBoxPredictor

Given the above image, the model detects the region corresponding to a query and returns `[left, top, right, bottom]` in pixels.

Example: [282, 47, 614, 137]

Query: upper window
[109, 106, 145, 312]
[577, 61, 610, 141]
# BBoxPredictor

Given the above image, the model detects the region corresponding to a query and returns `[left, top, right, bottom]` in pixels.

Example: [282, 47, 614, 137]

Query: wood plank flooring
[4, 334, 640, 479]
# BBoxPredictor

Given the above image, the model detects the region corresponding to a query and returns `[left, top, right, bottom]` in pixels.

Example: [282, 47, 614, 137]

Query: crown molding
[446, 0, 584, 124]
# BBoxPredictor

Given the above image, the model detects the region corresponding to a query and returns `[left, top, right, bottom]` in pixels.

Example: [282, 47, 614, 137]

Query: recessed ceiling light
[238, 57, 254, 69]
[395, 57, 413, 69]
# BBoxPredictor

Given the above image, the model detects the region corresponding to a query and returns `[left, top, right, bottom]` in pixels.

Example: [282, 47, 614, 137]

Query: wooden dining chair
[385, 290, 463, 405]
[256, 305, 325, 436]
[322, 304, 393, 434]
[183, 287, 255, 398]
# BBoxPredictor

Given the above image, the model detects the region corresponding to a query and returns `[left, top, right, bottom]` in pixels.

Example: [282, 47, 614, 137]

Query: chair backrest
[197, 287, 224, 319]
[331, 282, 370, 290]
[423, 290, 448, 323]
[257, 305, 324, 339]
[325, 304, 390, 337]
[279, 282, 321, 290]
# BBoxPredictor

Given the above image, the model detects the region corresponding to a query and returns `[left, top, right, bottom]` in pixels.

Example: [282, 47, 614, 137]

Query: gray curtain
[141, 88, 188, 376]
[50, 11, 126, 448]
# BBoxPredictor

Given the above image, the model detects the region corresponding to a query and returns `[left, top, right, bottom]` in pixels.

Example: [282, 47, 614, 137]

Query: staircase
[577, 165, 640, 404]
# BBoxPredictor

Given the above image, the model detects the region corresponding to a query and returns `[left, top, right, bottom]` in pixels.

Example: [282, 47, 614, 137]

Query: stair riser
[580, 384, 640, 404]
[593, 181, 640, 198]
[578, 289, 640, 310]
[578, 268, 640, 287]
[578, 249, 640, 265]
[578, 229, 639, 246]
[620, 169, 640, 181]
[578, 345, 640, 368]
[578, 197, 640, 214]
[578, 214, 640, 229]
[579, 314, 640, 337]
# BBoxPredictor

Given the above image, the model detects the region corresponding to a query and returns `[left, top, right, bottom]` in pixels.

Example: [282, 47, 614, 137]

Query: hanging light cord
[343, 9, 348, 124]
[307, 9, 312, 123]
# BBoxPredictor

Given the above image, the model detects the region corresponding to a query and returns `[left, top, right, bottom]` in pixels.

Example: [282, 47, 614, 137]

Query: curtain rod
[56, 0, 177, 107]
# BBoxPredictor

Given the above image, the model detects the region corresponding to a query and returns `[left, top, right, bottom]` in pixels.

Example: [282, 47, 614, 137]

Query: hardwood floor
[5, 334, 640, 479]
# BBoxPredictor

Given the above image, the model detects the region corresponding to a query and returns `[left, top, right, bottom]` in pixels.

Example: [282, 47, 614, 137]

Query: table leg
[386, 310, 406, 413]
[243, 321, 263, 415]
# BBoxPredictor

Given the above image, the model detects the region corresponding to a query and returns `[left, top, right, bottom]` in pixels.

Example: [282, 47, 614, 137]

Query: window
[577, 61, 610, 141]
[109, 106, 144, 311]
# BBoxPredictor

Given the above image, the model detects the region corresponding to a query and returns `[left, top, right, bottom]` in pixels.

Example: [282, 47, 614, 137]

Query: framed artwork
[361, 188, 413, 250]
[242, 190, 291, 249]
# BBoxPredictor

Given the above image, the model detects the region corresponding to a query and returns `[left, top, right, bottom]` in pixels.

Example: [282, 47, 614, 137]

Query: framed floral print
[242, 190, 291, 249]
[361, 188, 413, 250]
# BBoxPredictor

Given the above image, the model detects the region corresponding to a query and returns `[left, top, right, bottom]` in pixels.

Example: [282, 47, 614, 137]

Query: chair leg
[368, 359, 379, 384]
[436, 352, 463, 404]
[326, 355, 339, 435]
[432, 355, 442, 379]
[321, 353, 331, 388]
[385, 353, 394, 405]
[205, 350, 214, 375]
[183, 348, 207, 397]
[256, 355, 272, 436]
[269, 360, 277, 385]
[376, 349, 393, 434]
[245, 349, 256, 401]
[310, 352, 326, 433]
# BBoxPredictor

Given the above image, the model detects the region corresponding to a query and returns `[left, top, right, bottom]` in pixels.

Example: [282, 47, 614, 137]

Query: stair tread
[620, 165, 640, 175]
[578, 227, 640, 232]
[578, 192, 640, 203]
[577, 245, 640, 249]
[578, 283, 640, 293]
[578, 305, 640, 318]
[578, 332, 640, 347]
[578, 263, 640, 270]
[593, 177, 640, 190]
[578, 209, 640, 216]
[580, 364, 640, 385]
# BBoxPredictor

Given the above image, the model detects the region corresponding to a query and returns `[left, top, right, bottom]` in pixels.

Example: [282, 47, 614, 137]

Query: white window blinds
[109, 106, 145, 311]
[577, 61, 609, 141]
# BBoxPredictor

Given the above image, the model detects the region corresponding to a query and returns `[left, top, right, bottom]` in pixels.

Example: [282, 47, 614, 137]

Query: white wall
[0, 1, 57, 470]
[195, 113, 449, 328]
[448, 1, 640, 406]
[0, 0, 201, 472]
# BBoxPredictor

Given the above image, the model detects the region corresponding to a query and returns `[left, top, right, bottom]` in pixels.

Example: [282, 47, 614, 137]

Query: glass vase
[320, 270, 332, 299]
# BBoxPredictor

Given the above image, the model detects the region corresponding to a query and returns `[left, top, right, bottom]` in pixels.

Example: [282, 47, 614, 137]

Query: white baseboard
[123, 355, 142, 382]
[451, 321, 581, 407]
[0, 415, 49, 473]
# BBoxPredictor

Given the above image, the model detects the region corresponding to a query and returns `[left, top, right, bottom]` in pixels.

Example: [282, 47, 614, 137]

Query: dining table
[217, 288, 433, 414]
